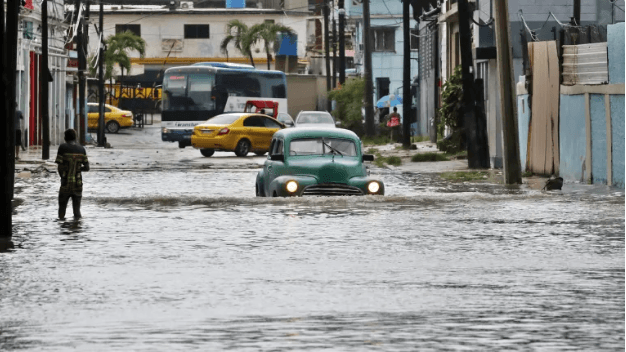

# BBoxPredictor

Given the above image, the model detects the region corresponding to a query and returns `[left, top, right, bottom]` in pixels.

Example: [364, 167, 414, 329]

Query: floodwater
[3, 161, 624, 350]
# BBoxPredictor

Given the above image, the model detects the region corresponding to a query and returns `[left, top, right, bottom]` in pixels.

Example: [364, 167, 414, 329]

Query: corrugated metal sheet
[562, 43, 609, 85]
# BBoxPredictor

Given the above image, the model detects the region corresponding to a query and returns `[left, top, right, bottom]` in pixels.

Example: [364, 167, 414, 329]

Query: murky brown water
[3, 166, 624, 351]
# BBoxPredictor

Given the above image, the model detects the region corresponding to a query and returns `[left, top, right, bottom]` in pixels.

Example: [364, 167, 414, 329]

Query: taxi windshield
[289, 138, 357, 156]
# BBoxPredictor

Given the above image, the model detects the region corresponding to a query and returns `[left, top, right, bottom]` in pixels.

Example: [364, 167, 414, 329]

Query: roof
[275, 127, 359, 141]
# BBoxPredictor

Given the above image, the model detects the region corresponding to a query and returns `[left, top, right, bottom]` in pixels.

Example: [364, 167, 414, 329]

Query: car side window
[88, 105, 97, 113]
[105, 107, 111, 113]
[275, 140, 283, 155]
[264, 117, 282, 129]
[243, 116, 263, 127]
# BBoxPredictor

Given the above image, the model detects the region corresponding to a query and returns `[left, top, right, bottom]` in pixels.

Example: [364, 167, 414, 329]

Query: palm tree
[250, 22, 296, 70]
[106, 31, 146, 81]
[220, 20, 259, 67]
[88, 31, 146, 103]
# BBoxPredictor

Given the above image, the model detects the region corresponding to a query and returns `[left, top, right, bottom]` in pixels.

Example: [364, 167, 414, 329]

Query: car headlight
[162, 127, 170, 134]
[367, 181, 380, 194]
[286, 180, 298, 193]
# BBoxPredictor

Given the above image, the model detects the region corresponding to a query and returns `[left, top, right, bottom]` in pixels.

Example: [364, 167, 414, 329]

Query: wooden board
[528, 41, 561, 176]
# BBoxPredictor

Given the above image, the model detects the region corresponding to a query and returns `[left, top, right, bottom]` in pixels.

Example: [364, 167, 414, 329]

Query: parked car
[256, 127, 384, 197]
[191, 112, 286, 157]
[87, 103, 133, 133]
[276, 112, 295, 127]
[294, 111, 338, 127]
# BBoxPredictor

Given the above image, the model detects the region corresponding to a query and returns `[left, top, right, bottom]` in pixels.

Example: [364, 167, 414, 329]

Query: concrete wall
[285, 74, 328, 118]
[89, 11, 308, 62]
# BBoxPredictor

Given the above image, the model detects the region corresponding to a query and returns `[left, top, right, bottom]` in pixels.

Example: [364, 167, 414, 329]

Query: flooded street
[2, 126, 624, 350]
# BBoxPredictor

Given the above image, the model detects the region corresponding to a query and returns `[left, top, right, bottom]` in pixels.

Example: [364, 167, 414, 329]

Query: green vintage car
[256, 127, 385, 197]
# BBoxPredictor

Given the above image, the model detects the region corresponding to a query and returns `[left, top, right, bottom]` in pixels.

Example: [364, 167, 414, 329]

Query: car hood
[286, 157, 364, 183]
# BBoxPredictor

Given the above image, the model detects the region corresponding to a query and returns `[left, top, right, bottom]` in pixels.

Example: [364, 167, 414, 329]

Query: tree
[88, 31, 146, 103]
[106, 30, 146, 79]
[220, 20, 259, 67]
[250, 22, 296, 70]
[328, 78, 366, 135]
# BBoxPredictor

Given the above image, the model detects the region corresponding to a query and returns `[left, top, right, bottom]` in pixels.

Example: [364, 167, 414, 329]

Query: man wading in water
[55, 129, 89, 219]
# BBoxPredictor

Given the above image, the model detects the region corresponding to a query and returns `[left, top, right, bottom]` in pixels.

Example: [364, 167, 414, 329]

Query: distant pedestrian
[15, 108, 24, 160]
[55, 129, 90, 219]
[386, 107, 401, 142]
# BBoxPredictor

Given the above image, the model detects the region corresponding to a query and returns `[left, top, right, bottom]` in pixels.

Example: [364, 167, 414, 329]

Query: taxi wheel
[254, 151, 266, 156]
[106, 121, 120, 134]
[200, 148, 215, 157]
[235, 140, 250, 157]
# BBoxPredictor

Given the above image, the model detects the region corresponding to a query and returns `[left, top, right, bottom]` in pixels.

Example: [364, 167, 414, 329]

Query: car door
[242, 116, 264, 149]
[260, 117, 283, 151]
[266, 138, 284, 191]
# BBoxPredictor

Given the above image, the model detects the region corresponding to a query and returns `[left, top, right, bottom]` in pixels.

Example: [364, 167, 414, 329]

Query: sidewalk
[364, 141, 470, 173]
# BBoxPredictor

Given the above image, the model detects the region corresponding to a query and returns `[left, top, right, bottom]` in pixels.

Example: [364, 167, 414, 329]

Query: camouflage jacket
[55, 143, 89, 195]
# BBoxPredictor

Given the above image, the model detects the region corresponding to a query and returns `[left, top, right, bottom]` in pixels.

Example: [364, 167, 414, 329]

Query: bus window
[188, 74, 215, 110]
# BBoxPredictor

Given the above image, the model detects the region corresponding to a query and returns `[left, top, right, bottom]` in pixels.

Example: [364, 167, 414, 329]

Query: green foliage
[374, 155, 402, 167]
[250, 22, 296, 70]
[361, 135, 390, 146]
[88, 31, 146, 80]
[327, 78, 366, 134]
[411, 152, 450, 162]
[220, 20, 259, 67]
[438, 65, 463, 139]
[439, 171, 489, 182]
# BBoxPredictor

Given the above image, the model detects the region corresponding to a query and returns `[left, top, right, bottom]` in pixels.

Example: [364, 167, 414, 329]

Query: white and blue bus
[161, 63, 288, 148]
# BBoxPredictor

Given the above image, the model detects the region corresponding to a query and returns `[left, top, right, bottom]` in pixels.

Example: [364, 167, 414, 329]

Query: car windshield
[277, 113, 293, 124]
[296, 112, 334, 124]
[289, 138, 357, 156]
[206, 114, 240, 125]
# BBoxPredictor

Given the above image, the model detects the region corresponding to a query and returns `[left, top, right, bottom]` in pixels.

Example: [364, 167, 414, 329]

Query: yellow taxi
[191, 113, 286, 157]
[87, 103, 134, 133]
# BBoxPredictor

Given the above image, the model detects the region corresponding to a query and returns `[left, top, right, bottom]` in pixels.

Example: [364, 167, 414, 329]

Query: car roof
[274, 127, 359, 141]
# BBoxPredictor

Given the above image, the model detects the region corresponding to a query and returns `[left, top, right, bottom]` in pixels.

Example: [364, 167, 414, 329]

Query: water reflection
[2, 168, 624, 350]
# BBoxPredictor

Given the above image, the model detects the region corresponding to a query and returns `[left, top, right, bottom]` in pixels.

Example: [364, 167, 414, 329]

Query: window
[115, 24, 141, 37]
[270, 139, 283, 156]
[263, 117, 282, 129]
[411, 29, 419, 50]
[243, 116, 265, 127]
[370, 28, 395, 52]
[184, 25, 210, 39]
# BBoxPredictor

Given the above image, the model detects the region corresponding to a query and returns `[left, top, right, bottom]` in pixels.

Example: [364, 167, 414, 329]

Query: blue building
[346, 0, 419, 124]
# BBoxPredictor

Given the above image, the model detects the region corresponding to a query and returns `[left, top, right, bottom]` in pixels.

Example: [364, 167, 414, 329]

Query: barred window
[370, 28, 395, 52]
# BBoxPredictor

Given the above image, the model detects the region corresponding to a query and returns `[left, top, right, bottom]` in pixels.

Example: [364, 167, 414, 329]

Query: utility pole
[42, 0, 50, 160]
[332, 10, 337, 89]
[457, 0, 488, 168]
[573, 0, 581, 25]
[324, 0, 331, 111]
[363, 0, 374, 136]
[494, 0, 522, 184]
[2, 0, 21, 241]
[97, 1, 106, 147]
[402, 0, 411, 148]
[338, 0, 345, 85]
[78, 0, 88, 145]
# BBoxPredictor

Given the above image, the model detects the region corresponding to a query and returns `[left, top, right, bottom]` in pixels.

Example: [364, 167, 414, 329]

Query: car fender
[348, 176, 385, 195]
[256, 169, 266, 194]
[269, 175, 318, 197]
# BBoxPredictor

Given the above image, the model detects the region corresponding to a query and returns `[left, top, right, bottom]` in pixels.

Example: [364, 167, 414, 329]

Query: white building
[85, 3, 311, 81]
[16, 0, 74, 148]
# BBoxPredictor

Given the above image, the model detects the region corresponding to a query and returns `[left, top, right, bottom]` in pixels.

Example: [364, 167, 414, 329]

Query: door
[260, 117, 283, 151]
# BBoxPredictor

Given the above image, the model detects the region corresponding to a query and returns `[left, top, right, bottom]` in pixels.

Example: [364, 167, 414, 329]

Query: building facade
[15, 0, 75, 148]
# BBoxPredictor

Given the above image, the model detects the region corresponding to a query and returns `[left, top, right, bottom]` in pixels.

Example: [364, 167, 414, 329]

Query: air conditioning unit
[180, 1, 194, 9]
